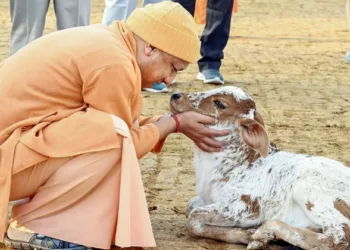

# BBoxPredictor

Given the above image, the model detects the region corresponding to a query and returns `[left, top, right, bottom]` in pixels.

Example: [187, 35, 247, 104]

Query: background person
[9, 0, 91, 56]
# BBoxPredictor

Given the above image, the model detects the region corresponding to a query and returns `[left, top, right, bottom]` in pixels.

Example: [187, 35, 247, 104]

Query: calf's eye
[214, 100, 226, 109]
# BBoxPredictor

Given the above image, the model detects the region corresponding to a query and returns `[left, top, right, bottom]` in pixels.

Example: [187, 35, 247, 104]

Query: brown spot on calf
[333, 199, 350, 250]
[241, 195, 261, 219]
[334, 198, 350, 219]
[197, 95, 256, 123]
[306, 201, 314, 211]
[220, 177, 230, 182]
[334, 224, 350, 250]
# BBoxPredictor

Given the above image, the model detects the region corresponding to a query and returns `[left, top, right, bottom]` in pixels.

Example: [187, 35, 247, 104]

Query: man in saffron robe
[0, 2, 230, 249]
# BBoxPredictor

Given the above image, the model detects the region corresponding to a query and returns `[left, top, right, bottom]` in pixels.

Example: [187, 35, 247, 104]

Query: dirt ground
[0, 0, 350, 249]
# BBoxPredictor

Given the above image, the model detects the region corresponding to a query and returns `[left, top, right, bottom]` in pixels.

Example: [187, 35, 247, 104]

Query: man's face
[138, 43, 189, 88]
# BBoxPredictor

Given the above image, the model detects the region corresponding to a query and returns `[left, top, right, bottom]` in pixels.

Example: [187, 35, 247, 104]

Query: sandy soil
[0, 0, 349, 249]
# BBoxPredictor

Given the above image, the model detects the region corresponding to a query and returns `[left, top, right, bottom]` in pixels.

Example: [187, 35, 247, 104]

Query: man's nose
[164, 73, 176, 86]
[171, 93, 182, 100]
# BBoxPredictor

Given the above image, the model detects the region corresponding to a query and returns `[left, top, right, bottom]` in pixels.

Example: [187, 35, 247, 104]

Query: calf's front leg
[185, 196, 204, 218]
[186, 202, 257, 244]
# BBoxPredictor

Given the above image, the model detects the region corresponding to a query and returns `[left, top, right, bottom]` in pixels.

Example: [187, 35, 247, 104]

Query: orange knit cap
[126, 1, 200, 63]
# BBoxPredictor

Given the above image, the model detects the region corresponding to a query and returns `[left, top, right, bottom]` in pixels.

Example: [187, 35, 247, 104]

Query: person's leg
[7, 156, 72, 245]
[9, 0, 50, 56]
[54, 0, 91, 30]
[7, 148, 122, 249]
[142, 0, 165, 7]
[347, 0, 350, 33]
[172, 0, 195, 16]
[102, 0, 137, 25]
[197, 0, 234, 84]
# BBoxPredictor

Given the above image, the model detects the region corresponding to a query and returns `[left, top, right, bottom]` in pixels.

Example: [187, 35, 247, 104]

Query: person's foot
[345, 49, 350, 63]
[142, 82, 170, 93]
[197, 69, 224, 85]
[5, 223, 90, 250]
[4, 234, 90, 250]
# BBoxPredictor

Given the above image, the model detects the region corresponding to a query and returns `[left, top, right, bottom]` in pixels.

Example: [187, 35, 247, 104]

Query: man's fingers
[196, 142, 223, 153]
[201, 137, 228, 149]
[192, 112, 218, 125]
[200, 127, 231, 137]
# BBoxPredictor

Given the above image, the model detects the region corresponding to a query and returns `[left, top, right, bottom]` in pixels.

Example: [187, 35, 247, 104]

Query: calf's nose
[171, 93, 182, 100]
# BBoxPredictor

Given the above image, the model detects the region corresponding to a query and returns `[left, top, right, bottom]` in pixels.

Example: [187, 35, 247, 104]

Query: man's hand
[176, 111, 231, 152]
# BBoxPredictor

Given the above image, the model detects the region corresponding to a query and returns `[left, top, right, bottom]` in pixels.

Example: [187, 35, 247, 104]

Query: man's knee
[10, 148, 121, 201]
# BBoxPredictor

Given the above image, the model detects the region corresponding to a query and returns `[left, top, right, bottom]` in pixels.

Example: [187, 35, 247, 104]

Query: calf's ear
[254, 111, 265, 127]
[236, 117, 269, 157]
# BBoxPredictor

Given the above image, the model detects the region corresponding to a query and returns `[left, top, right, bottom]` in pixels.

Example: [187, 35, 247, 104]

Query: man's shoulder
[71, 25, 137, 79]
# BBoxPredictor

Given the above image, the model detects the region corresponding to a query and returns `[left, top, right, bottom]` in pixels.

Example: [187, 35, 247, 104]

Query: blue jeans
[173, 0, 234, 71]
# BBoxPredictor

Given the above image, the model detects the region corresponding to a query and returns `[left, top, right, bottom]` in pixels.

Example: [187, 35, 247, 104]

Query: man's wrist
[171, 114, 181, 133]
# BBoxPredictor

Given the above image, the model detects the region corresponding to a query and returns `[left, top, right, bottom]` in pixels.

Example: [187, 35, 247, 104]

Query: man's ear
[236, 117, 269, 157]
[145, 43, 156, 56]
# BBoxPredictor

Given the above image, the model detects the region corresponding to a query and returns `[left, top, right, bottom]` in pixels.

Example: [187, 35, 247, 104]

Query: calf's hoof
[247, 240, 264, 250]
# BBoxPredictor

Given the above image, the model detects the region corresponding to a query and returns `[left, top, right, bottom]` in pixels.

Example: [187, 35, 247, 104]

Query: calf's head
[169, 86, 270, 158]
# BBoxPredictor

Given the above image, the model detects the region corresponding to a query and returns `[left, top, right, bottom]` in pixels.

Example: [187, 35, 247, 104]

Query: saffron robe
[0, 21, 163, 247]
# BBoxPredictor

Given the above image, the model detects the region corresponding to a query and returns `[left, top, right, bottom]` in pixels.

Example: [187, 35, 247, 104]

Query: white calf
[169, 86, 350, 250]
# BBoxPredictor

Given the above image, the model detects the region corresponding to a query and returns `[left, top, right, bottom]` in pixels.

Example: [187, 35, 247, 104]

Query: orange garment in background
[0, 21, 164, 247]
[194, 0, 238, 24]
